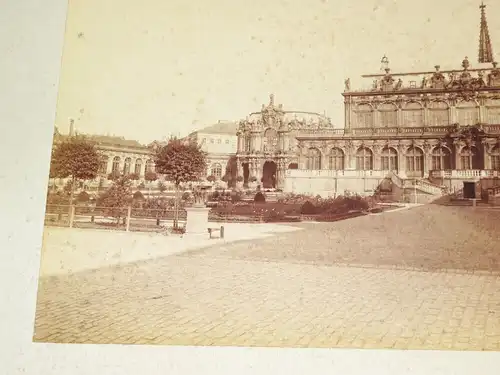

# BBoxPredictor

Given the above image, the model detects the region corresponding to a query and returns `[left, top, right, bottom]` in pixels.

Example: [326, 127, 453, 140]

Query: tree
[97, 175, 132, 224]
[154, 137, 207, 228]
[222, 156, 238, 188]
[50, 135, 101, 210]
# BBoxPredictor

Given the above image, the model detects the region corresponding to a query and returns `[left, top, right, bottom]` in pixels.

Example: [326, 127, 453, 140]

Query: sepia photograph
[33, 0, 500, 351]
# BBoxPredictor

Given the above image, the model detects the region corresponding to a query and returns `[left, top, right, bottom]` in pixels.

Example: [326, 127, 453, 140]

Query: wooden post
[69, 205, 75, 228]
[126, 206, 132, 232]
[220, 226, 224, 239]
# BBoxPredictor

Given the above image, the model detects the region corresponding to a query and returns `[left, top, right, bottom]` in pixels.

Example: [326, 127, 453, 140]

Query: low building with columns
[236, 4, 500, 200]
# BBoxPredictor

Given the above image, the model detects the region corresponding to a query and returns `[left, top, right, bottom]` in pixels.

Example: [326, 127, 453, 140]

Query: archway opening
[288, 163, 298, 169]
[262, 161, 277, 189]
[242, 163, 250, 187]
[459, 146, 482, 170]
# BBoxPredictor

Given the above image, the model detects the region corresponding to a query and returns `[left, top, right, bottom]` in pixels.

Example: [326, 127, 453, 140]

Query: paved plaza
[33, 205, 500, 350]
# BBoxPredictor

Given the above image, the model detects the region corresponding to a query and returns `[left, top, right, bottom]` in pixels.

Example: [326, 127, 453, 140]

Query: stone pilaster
[396, 144, 406, 177]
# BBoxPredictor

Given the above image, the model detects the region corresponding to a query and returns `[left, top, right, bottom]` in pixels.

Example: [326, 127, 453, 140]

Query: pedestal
[185, 206, 211, 235]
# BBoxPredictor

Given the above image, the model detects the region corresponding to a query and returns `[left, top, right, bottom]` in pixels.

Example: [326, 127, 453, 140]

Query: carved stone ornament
[488, 62, 500, 86]
[422, 140, 432, 153]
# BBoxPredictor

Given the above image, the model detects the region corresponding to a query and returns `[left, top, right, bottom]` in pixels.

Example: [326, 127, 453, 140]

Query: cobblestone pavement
[33, 205, 500, 350]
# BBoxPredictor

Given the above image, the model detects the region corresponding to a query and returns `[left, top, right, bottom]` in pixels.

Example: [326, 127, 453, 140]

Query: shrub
[254, 192, 266, 203]
[207, 175, 216, 182]
[128, 173, 140, 181]
[77, 191, 90, 203]
[181, 192, 191, 201]
[133, 191, 144, 200]
[231, 190, 242, 202]
[300, 201, 317, 215]
[236, 175, 244, 182]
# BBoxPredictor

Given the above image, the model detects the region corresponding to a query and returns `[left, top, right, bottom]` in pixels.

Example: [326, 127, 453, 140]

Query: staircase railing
[389, 171, 404, 188]
[389, 171, 444, 196]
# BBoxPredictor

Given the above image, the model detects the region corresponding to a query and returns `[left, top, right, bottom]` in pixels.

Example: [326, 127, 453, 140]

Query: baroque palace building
[236, 3, 500, 200]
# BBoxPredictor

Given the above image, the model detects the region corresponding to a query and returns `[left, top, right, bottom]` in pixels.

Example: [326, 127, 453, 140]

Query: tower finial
[478, 2, 494, 63]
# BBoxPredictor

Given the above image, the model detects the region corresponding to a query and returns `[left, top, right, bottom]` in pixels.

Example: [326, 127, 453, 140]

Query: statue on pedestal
[344, 78, 351, 91]
[192, 186, 207, 207]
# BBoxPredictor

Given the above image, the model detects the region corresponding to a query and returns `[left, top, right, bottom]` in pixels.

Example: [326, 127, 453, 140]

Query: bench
[208, 225, 225, 239]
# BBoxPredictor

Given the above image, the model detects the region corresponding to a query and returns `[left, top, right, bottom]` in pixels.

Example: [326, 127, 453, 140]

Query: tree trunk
[68, 177, 76, 219]
[174, 184, 180, 229]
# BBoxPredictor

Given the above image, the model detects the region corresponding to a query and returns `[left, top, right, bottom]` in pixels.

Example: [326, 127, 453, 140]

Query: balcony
[286, 169, 392, 178]
[430, 170, 500, 179]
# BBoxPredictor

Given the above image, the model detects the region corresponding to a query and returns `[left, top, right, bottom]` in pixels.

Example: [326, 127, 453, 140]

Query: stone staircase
[388, 171, 445, 202]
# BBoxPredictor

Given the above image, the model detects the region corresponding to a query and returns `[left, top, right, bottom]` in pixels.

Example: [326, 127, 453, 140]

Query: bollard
[220, 225, 225, 239]
[472, 198, 477, 208]
[91, 215, 95, 223]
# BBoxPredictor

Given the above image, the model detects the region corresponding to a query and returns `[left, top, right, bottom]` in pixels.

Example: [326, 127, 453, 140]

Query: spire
[478, 2, 494, 63]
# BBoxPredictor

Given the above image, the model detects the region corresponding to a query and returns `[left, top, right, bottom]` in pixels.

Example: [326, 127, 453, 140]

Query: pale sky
[54, 0, 500, 144]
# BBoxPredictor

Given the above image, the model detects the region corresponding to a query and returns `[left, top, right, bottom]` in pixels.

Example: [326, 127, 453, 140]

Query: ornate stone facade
[236, 94, 334, 189]
[237, 62, 500, 195]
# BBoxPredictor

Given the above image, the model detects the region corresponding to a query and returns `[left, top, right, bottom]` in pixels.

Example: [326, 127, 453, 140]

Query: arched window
[244, 136, 251, 152]
[328, 147, 344, 170]
[211, 163, 223, 178]
[263, 128, 278, 152]
[405, 147, 424, 176]
[378, 102, 398, 127]
[431, 147, 451, 170]
[459, 146, 481, 170]
[486, 99, 500, 124]
[402, 102, 423, 127]
[355, 147, 373, 170]
[123, 157, 131, 175]
[491, 146, 500, 170]
[99, 155, 109, 174]
[112, 156, 120, 173]
[134, 159, 142, 175]
[381, 147, 398, 171]
[456, 100, 479, 126]
[355, 104, 374, 128]
[306, 148, 322, 169]
[428, 101, 449, 126]
[145, 159, 154, 173]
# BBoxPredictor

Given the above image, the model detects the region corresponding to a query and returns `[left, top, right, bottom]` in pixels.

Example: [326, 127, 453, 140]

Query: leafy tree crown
[154, 138, 207, 186]
[50, 136, 101, 180]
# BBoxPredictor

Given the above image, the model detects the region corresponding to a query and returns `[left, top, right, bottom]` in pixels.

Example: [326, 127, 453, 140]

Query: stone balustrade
[430, 169, 500, 178]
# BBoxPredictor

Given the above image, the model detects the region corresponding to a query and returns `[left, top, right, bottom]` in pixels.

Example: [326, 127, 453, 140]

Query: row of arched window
[304, 146, 500, 171]
[354, 100, 500, 128]
[99, 156, 155, 175]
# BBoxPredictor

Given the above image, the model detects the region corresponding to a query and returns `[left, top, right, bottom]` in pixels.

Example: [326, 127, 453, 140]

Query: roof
[192, 121, 238, 136]
[86, 134, 144, 148]
[52, 128, 147, 149]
